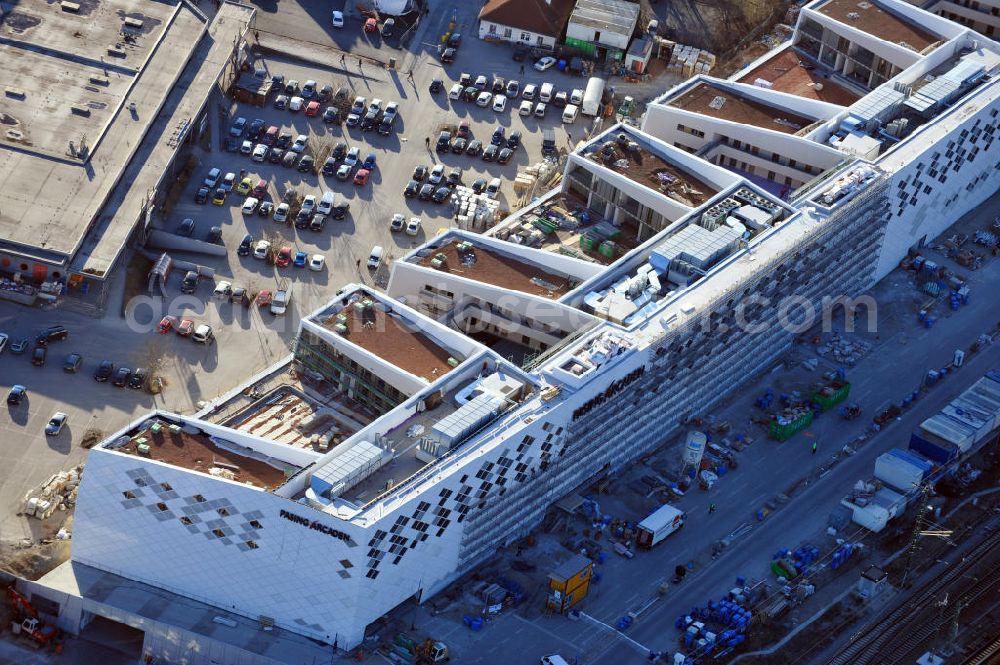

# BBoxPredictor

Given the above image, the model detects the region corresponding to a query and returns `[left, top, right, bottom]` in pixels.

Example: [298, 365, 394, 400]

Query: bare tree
[134, 336, 170, 394]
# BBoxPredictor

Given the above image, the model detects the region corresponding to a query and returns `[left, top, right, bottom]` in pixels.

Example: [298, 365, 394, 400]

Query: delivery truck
[636, 504, 686, 548]
[582, 77, 606, 117]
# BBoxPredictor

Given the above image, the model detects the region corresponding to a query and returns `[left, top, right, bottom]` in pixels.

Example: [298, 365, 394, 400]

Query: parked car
[31, 346, 47, 366]
[476, 91, 492, 107]
[430, 79, 443, 94]
[94, 360, 114, 382]
[507, 131, 522, 150]
[323, 106, 340, 124]
[203, 167, 221, 188]
[45, 412, 68, 436]
[297, 155, 315, 173]
[176, 319, 195, 336]
[241, 197, 259, 215]
[451, 137, 467, 154]
[466, 139, 483, 156]
[237, 233, 253, 256]
[252, 143, 268, 162]
[405, 217, 421, 236]
[492, 95, 507, 112]
[506, 80, 520, 97]
[404, 180, 419, 197]
[253, 240, 271, 259]
[498, 147, 513, 164]
[418, 183, 435, 200]
[344, 147, 360, 168]
[63, 352, 83, 373]
[522, 83, 537, 100]
[331, 9, 344, 27]
[112, 366, 132, 387]
[129, 368, 148, 390]
[483, 144, 498, 161]
[10, 338, 28, 354]
[441, 47, 455, 64]
[212, 188, 227, 205]
[512, 45, 528, 62]
[229, 117, 247, 137]
[36, 325, 69, 346]
[534, 56, 557, 71]
[492, 77, 505, 94]
[308, 254, 325, 271]
[432, 187, 452, 204]
[367, 245, 384, 269]
[194, 186, 210, 204]
[390, 213, 405, 232]
[275, 246, 292, 267]
[302, 80, 317, 98]
[274, 94, 289, 110]
[336, 164, 352, 181]
[486, 177, 502, 198]
[471, 178, 487, 194]
[248, 118, 265, 140]
[491, 125, 506, 145]
[353, 168, 371, 186]
[273, 203, 289, 223]
[192, 325, 214, 344]
[258, 201, 274, 217]
[7, 385, 26, 405]
[178, 218, 195, 236]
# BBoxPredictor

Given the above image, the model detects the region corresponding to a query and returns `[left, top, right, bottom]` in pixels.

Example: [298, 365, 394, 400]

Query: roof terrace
[305, 368, 530, 513]
[738, 49, 862, 106]
[414, 239, 577, 299]
[313, 290, 463, 381]
[579, 131, 720, 208]
[815, 0, 940, 53]
[107, 416, 299, 491]
[666, 81, 818, 134]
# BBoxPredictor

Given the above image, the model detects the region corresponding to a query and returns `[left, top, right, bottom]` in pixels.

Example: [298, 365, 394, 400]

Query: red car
[275, 246, 292, 267]
[176, 319, 195, 337]
[353, 168, 370, 186]
[262, 126, 278, 145]
[457, 120, 471, 139]
[305, 101, 320, 117]
[364, 18, 377, 33]
[157, 315, 177, 334]
[253, 178, 267, 198]
[256, 290, 272, 307]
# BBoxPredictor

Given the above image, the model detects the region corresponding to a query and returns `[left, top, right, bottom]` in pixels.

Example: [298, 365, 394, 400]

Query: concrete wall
[872, 80, 1000, 279]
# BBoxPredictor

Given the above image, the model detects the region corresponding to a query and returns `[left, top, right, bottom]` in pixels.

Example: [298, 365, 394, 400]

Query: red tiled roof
[479, 0, 576, 39]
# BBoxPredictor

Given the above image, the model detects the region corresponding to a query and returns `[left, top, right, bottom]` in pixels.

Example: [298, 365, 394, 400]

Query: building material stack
[22, 467, 83, 520]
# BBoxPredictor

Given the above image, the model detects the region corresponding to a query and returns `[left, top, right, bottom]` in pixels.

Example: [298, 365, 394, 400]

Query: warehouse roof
[568, 0, 640, 38]
[479, 0, 576, 38]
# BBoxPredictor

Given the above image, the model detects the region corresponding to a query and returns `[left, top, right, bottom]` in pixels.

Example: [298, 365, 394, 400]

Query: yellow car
[235, 177, 253, 196]
[211, 188, 226, 205]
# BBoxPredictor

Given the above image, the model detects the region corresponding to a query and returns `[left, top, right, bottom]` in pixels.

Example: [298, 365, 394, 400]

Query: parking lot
[161, 38, 587, 318]
[0, 4, 592, 568]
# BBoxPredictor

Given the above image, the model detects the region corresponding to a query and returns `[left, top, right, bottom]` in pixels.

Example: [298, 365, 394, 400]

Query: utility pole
[901, 483, 952, 588]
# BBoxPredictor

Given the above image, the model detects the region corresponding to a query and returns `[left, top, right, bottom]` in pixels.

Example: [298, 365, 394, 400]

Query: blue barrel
[470, 617, 484, 631]
[597, 551, 608, 564]
[717, 464, 728, 476]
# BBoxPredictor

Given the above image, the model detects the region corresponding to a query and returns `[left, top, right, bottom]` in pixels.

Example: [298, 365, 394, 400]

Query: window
[160, 482, 172, 491]
[212, 529, 225, 538]
[488, 23, 496, 34]
[134, 477, 147, 487]
[245, 540, 259, 549]
[180, 516, 193, 525]
[156, 502, 168, 511]
[503, 27, 512, 38]
[340, 559, 353, 568]
[193, 494, 206, 502]
[217, 507, 230, 517]
[123, 491, 136, 499]
[520, 32, 529, 41]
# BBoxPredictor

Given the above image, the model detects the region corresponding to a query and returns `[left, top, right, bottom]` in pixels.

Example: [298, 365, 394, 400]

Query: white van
[539, 82, 554, 102]
[562, 104, 579, 124]
[367, 245, 384, 269]
[570, 88, 584, 105]
[317, 191, 335, 215]
[449, 83, 463, 100]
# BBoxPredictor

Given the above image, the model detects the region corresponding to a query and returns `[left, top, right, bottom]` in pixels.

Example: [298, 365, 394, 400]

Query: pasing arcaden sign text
[279, 509, 353, 544]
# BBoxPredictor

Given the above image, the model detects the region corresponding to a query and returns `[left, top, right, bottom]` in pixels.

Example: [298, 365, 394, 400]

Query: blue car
[293, 251, 308, 268]
[363, 153, 376, 170]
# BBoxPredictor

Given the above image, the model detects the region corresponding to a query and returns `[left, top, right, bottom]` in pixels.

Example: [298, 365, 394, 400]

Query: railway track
[963, 634, 1000, 665]
[825, 526, 1000, 665]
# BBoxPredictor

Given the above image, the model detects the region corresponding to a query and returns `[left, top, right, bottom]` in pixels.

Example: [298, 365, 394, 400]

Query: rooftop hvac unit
[431, 257, 446, 269]
[335, 323, 348, 335]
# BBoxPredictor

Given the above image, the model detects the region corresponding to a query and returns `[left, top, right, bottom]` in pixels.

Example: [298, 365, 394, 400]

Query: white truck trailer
[582, 77, 606, 117]
[636, 504, 686, 548]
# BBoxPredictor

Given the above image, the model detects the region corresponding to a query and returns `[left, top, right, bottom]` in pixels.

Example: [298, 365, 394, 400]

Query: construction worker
[709, 503, 717, 514]
[425, 136, 430, 148]
[812, 441, 818, 455]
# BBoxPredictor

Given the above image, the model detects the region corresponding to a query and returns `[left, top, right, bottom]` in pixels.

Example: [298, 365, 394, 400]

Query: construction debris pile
[816, 334, 872, 366]
[452, 185, 501, 230]
[22, 466, 83, 520]
[512, 161, 560, 204]
[661, 41, 716, 77]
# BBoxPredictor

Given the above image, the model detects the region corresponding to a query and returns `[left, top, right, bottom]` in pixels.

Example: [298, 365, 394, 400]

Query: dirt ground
[0, 514, 73, 581]
[656, 0, 791, 55]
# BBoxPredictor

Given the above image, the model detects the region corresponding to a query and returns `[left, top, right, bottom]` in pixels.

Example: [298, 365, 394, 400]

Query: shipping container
[874, 450, 927, 493]
[636, 504, 686, 548]
[812, 381, 851, 411]
[908, 433, 959, 465]
[768, 410, 813, 441]
[872, 487, 907, 519]
[842, 499, 890, 532]
[547, 554, 593, 613]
